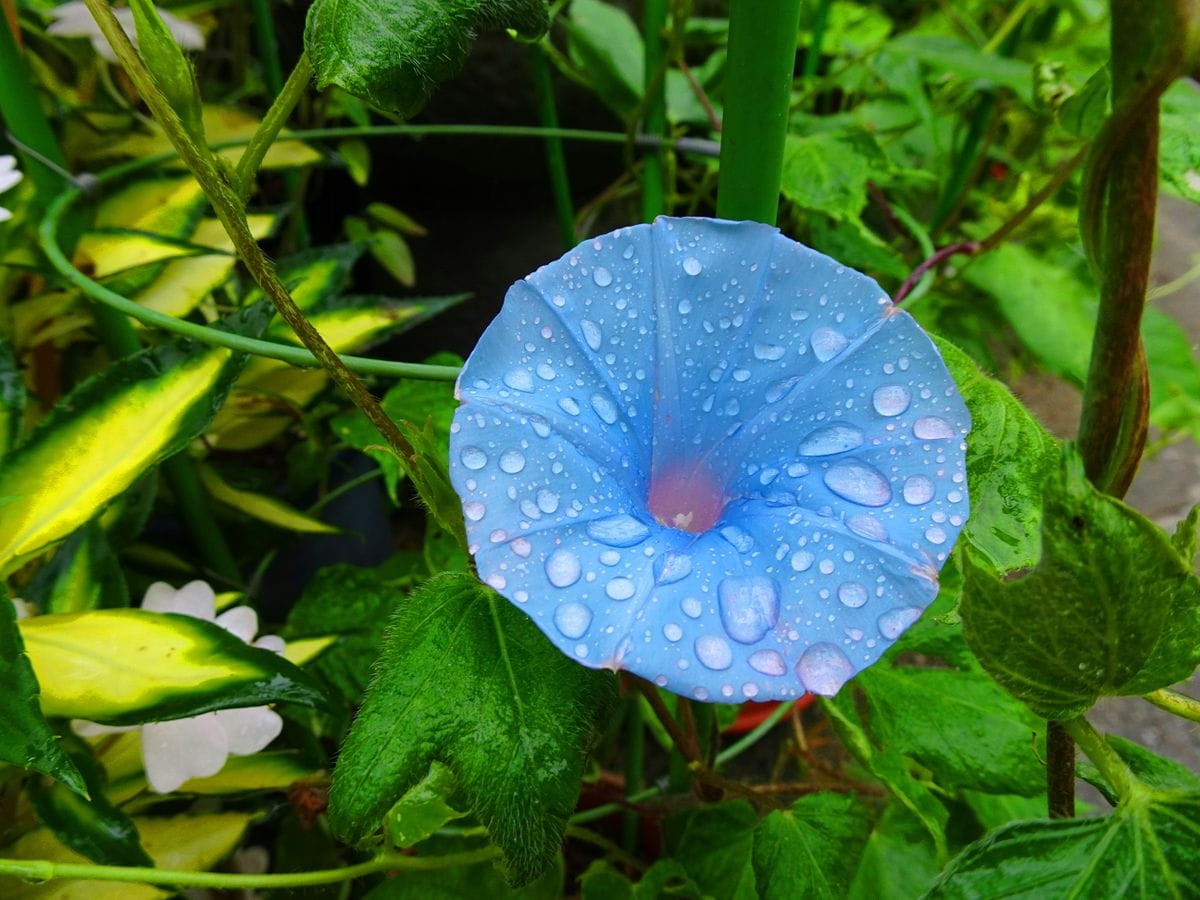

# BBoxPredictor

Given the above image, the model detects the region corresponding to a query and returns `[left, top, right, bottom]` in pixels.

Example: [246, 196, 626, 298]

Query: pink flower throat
[647, 464, 726, 534]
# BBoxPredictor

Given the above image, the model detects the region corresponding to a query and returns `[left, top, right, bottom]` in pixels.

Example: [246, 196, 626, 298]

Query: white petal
[0, 208, 12, 223]
[0, 169, 21, 194]
[253, 634, 286, 655]
[0, 155, 15, 173]
[47, 2, 96, 34]
[141, 715, 229, 793]
[215, 606, 258, 643]
[160, 10, 206, 50]
[72, 719, 136, 738]
[215, 706, 282, 756]
[143, 580, 215, 620]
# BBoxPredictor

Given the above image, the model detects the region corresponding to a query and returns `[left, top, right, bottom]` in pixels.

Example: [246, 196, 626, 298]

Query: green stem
[0, 847, 499, 890]
[234, 52, 312, 201]
[715, 700, 795, 767]
[1062, 716, 1137, 803]
[715, 0, 804, 225]
[249, 0, 285, 97]
[1143, 688, 1200, 724]
[528, 44, 575, 248]
[801, 0, 832, 80]
[621, 696, 644, 851]
[641, 0, 668, 222]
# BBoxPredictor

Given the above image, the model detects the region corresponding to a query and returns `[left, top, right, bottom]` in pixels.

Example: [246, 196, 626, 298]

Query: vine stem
[233, 52, 313, 201]
[81, 0, 415, 466]
[0, 847, 499, 890]
[1062, 716, 1137, 803]
[1143, 688, 1200, 723]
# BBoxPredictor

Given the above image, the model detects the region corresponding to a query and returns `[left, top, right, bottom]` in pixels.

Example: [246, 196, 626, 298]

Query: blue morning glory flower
[449, 217, 970, 702]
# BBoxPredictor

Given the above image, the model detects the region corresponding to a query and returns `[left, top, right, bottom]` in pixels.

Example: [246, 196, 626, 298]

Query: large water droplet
[591, 393, 618, 425]
[872, 385, 911, 417]
[536, 363, 556, 381]
[795, 643, 855, 696]
[559, 397, 581, 416]
[530, 416, 552, 438]
[606, 577, 636, 601]
[718, 576, 780, 644]
[593, 266, 613, 287]
[766, 376, 800, 403]
[925, 526, 947, 545]
[749, 649, 787, 676]
[555, 602, 592, 639]
[719, 525, 754, 553]
[460, 446, 488, 470]
[683, 256, 702, 276]
[664, 623, 683, 642]
[847, 515, 888, 542]
[695, 634, 733, 670]
[791, 550, 814, 572]
[811, 327, 849, 362]
[913, 416, 956, 440]
[878, 606, 923, 639]
[681, 596, 703, 619]
[545, 549, 582, 588]
[903, 475, 935, 505]
[581, 319, 603, 351]
[655, 552, 692, 585]
[754, 343, 785, 361]
[837, 582, 868, 608]
[587, 514, 650, 547]
[799, 425, 864, 456]
[503, 369, 534, 392]
[824, 461, 892, 507]
[463, 501, 486, 522]
[499, 449, 526, 474]
[537, 489, 560, 514]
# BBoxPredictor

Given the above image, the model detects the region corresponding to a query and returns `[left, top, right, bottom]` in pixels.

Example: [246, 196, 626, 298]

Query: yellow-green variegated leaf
[133, 215, 276, 320]
[198, 464, 339, 534]
[74, 177, 206, 278]
[20, 608, 325, 724]
[180, 751, 322, 794]
[0, 309, 267, 575]
[0, 812, 254, 900]
[285, 634, 337, 666]
[9, 292, 89, 354]
[24, 522, 129, 613]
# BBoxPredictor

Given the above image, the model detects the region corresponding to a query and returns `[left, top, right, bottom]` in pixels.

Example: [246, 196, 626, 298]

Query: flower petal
[253, 634, 286, 655]
[215, 605, 259, 643]
[141, 714, 228, 793]
[214, 706, 283, 756]
[142, 579, 216, 619]
[72, 719, 137, 738]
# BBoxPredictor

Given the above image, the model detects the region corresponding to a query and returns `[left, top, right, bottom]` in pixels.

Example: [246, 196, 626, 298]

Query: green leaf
[24, 521, 130, 614]
[928, 792, 1200, 898]
[384, 762, 467, 849]
[1160, 80, 1200, 204]
[565, 0, 643, 117]
[933, 337, 1061, 573]
[305, 0, 548, 117]
[249, 243, 364, 313]
[370, 229, 416, 288]
[0, 334, 25, 459]
[848, 804, 939, 900]
[327, 573, 617, 886]
[664, 801, 758, 900]
[752, 794, 873, 899]
[20, 608, 326, 725]
[0, 590, 86, 796]
[128, 0, 205, 144]
[780, 131, 890, 221]
[363, 846, 564, 899]
[1171, 503, 1200, 569]
[886, 34, 1034, 102]
[961, 450, 1200, 720]
[0, 305, 266, 575]
[198, 464, 339, 534]
[580, 859, 704, 899]
[339, 138, 371, 186]
[808, 215, 909, 282]
[1059, 66, 1109, 138]
[1079, 735, 1200, 806]
[366, 203, 428, 237]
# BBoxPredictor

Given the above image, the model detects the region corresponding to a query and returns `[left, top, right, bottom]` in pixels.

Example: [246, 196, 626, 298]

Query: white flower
[47, 1, 204, 64]
[74, 580, 285, 794]
[0, 155, 22, 224]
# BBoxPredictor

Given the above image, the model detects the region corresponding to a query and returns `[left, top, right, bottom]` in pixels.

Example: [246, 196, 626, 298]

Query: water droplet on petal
[749, 649, 787, 676]
[546, 549, 582, 588]
[791, 550, 815, 572]
[664, 623, 683, 642]
[464, 501, 486, 522]
[799, 425, 864, 456]
[903, 475, 935, 505]
[581, 319, 603, 351]
[655, 552, 693, 584]
[824, 461, 892, 507]
[606, 577, 636, 600]
[587, 514, 650, 547]
[591, 393, 618, 424]
[913, 416, 956, 440]
[719, 525, 754, 553]
[593, 266, 613, 287]
[925, 526, 947, 545]
[499, 449, 526, 474]
[796, 643, 855, 696]
[811, 327, 848, 362]
[530, 416, 552, 438]
[872, 385, 912, 417]
[695, 634, 733, 670]
[511, 537, 532, 558]
[681, 596, 703, 618]
[878, 606, 923, 639]
[536, 363, 556, 381]
[678, 298, 692, 314]
[718, 576, 780, 644]
[555, 602, 592, 638]
[754, 343, 785, 361]
[683, 256, 702, 276]
[460, 446, 488, 470]
[787, 462, 810, 478]
[837, 582, 869, 608]
[537, 489, 560, 514]
[847, 515, 888, 542]
[559, 397, 581, 416]
[504, 369, 534, 392]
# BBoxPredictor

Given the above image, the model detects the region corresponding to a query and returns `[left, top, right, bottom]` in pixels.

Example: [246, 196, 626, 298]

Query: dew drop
[559, 397, 581, 416]
[787, 462, 810, 478]
[511, 537, 532, 558]
[545, 549, 582, 588]
[655, 552, 693, 585]
[593, 266, 613, 287]
[555, 602, 592, 638]
[878, 607, 923, 640]
[766, 376, 800, 403]
[743, 683, 760, 699]
[683, 256, 702, 276]
[795, 643, 855, 696]
[499, 449, 526, 474]
[903, 475, 935, 505]
[460, 446, 488, 470]
[463, 501, 486, 522]
[587, 514, 650, 547]
[719, 525, 754, 553]
[530, 416, 552, 438]
[681, 596, 703, 619]
[837, 582, 869, 608]
[581, 319, 603, 351]
[798, 425, 864, 456]
[536, 363, 556, 381]
[520, 499, 541, 519]
[606, 577, 636, 601]
[925, 526, 947, 545]
[847, 515, 888, 542]
[913, 416, 956, 440]
[872, 385, 912, 417]
[824, 461, 892, 507]
[678, 298, 693, 314]
[537, 489, 560, 514]
[591, 393, 619, 424]
[754, 343, 785, 361]
[664, 623, 683, 642]
[695, 634, 733, 670]
[749, 649, 787, 676]
[503, 369, 534, 392]
[791, 550, 815, 572]
[718, 576, 780, 644]
[486, 573, 506, 590]
[811, 327, 849, 362]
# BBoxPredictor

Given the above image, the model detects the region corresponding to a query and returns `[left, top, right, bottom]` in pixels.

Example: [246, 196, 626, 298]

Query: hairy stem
[233, 52, 312, 201]
[1062, 716, 1138, 803]
[1143, 688, 1200, 723]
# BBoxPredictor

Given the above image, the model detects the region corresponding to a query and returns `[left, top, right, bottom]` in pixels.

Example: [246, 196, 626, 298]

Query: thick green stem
[1144, 688, 1200, 724]
[641, 0, 668, 222]
[801, 0, 832, 80]
[249, 0, 284, 97]
[715, 0, 803, 225]
[529, 44, 575, 248]
[1062, 716, 1138, 803]
[234, 52, 313, 201]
